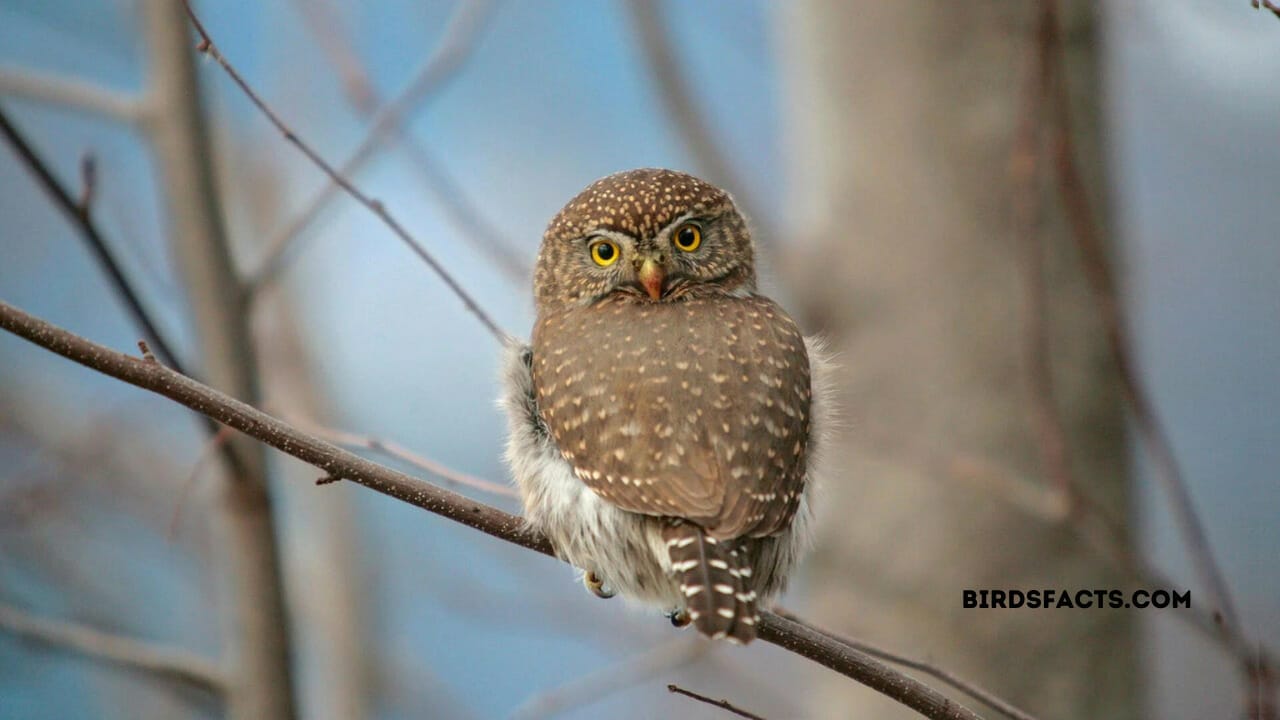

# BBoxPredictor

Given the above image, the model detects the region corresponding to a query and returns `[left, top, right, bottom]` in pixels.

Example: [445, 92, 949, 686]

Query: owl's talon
[667, 609, 692, 628]
[584, 571, 615, 599]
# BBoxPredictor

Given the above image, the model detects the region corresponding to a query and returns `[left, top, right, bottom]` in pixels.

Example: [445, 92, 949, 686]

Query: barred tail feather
[663, 521, 758, 644]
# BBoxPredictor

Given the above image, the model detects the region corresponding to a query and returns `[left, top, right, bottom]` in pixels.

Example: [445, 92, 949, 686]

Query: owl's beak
[638, 257, 665, 300]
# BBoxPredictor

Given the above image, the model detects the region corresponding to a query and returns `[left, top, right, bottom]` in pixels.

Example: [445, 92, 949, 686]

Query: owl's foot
[667, 609, 692, 628]
[583, 571, 615, 599]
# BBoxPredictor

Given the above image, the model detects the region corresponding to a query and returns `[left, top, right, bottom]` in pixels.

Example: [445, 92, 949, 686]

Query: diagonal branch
[240, 0, 506, 296]
[0, 299, 985, 720]
[510, 636, 708, 719]
[0, 602, 224, 691]
[623, 0, 773, 249]
[0, 103, 253, 480]
[0, 106, 183, 372]
[281, 412, 518, 499]
[772, 608, 1037, 720]
[181, 0, 505, 340]
[288, 0, 530, 284]
[1042, 14, 1241, 638]
[668, 683, 766, 720]
[1011, 1, 1079, 512]
[1252, 0, 1280, 20]
[0, 66, 145, 124]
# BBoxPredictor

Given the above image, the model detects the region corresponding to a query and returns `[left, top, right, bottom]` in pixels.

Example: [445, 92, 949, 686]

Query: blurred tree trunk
[141, 0, 296, 717]
[780, 2, 1140, 717]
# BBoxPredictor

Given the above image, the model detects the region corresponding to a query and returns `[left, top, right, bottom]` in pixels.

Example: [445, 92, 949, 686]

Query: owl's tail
[663, 520, 758, 644]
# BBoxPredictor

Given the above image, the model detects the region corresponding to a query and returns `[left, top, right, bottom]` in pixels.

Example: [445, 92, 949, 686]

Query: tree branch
[623, 0, 773, 250]
[1042, 2, 1240, 637]
[1012, 0, 1078, 513]
[234, 0, 508, 298]
[0, 106, 183, 372]
[772, 608, 1037, 720]
[0, 66, 144, 123]
[1252, 0, 1280, 20]
[510, 637, 707, 719]
[288, 0, 530, 284]
[0, 102, 253, 479]
[280, 412, 518, 499]
[0, 602, 224, 691]
[0, 299, 986, 720]
[668, 683, 766, 720]
[181, 0, 504, 341]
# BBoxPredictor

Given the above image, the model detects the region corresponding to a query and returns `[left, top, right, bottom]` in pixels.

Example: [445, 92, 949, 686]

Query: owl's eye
[673, 223, 701, 252]
[589, 239, 619, 267]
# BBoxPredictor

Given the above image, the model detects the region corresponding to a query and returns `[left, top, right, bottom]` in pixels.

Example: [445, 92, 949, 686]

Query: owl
[502, 168, 830, 644]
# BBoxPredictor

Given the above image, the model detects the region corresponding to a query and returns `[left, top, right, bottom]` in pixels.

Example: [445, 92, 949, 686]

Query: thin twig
[182, 0, 505, 340]
[857, 424, 1275, 684]
[667, 684, 766, 720]
[1011, 0, 1077, 511]
[0, 66, 144, 123]
[288, 0, 530, 283]
[290, 0, 377, 114]
[168, 425, 236, 540]
[623, 0, 772, 249]
[0, 103, 251, 477]
[77, 152, 97, 217]
[771, 608, 1037, 720]
[280, 412, 518, 498]
[0, 106, 183, 372]
[1040, 0, 1242, 644]
[510, 637, 708, 719]
[1252, 0, 1280, 19]
[0, 299, 987, 720]
[0, 602, 225, 691]
[239, 0, 503, 296]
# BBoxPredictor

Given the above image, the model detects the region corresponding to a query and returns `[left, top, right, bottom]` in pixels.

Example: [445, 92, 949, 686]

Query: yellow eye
[590, 239, 619, 266]
[673, 223, 701, 252]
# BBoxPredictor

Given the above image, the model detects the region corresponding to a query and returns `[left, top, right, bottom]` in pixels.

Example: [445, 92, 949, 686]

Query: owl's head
[533, 168, 756, 312]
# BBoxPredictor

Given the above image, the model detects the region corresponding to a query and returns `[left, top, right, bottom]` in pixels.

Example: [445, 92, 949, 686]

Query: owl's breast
[531, 294, 812, 537]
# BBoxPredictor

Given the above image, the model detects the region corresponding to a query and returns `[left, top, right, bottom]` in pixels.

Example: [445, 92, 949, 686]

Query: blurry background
[0, 1, 1276, 718]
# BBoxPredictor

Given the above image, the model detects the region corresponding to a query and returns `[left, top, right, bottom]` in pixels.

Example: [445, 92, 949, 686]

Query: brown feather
[532, 294, 811, 538]
[663, 521, 756, 642]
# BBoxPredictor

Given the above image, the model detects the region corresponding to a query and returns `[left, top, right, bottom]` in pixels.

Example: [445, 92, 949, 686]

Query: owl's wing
[531, 295, 811, 539]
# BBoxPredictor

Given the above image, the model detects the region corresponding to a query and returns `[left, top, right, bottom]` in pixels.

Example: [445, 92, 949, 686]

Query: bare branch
[168, 425, 236, 540]
[0, 102, 255, 480]
[0, 299, 987, 720]
[623, 0, 772, 248]
[0, 66, 144, 123]
[1040, 0, 1243, 649]
[288, 0, 529, 283]
[1011, 1, 1077, 511]
[184, 0, 504, 340]
[239, 0, 508, 299]
[290, 0, 377, 114]
[511, 637, 707, 720]
[280, 412, 518, 498]
[1252, 0, 1280, 19]
[667, 684, 766, 720]
[0, 106, 184, 372]
[77, 152, 98, 217]
[0, 602, 224, 691]
[755, 612, 980, 719]
[772, 608, 1038, 720]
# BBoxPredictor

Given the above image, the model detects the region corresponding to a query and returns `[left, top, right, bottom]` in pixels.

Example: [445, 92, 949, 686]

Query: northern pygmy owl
[502, 168, 830, 643]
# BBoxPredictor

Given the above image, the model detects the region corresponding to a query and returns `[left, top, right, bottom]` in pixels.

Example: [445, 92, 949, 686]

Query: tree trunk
[779, 2, 1140, 717]
[141, 1, 296, 717]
